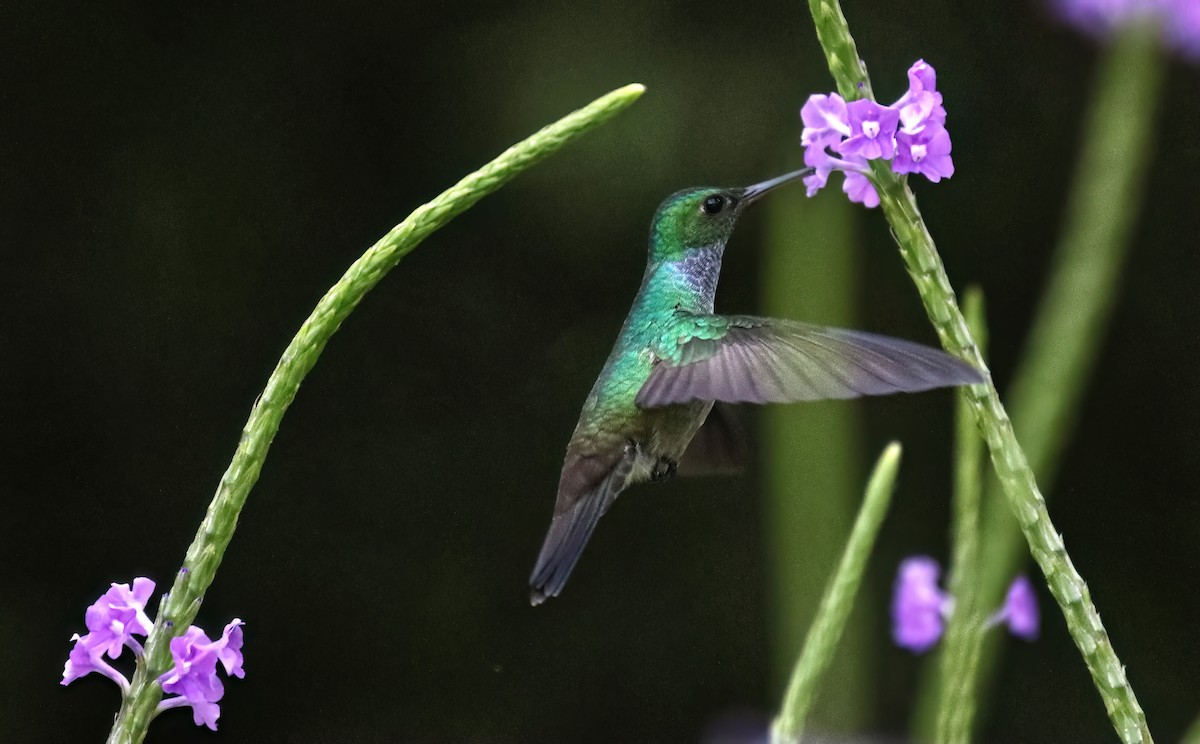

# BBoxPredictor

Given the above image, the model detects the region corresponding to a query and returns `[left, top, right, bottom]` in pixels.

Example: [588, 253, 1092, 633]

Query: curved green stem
[771, 442, 902, 744]
[803, 3, 1152, 741]
[103, 83, 645, 744]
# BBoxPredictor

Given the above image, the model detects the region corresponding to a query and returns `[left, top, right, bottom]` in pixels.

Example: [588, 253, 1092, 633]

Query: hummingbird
[529, 168, 981, 605]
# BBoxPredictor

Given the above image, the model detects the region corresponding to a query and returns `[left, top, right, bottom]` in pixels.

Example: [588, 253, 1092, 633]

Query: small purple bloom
[893, 126, 955, 182]
[843, 170, 880, 208]
[84, 577, 155, 659]
[895, 60, 947, 134]
[891, 556, 951, 653]
[802, 144, 835, 195]
[993, 576, 1041, 640]
[800, 93, 852, 150]
[1052, 0, 1200, 60]
[157, 619, 245, 731]
[62, 633, 130, 690]
[798, 60, 953, 207]
[906, 59, 937, 94]
[1166, 0, 1200, 58]
[62, 577, 156, 689]
[838, 99, 900, 160]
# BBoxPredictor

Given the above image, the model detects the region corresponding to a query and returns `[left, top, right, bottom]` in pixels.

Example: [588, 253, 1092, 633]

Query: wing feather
[637, 315, 982, 407]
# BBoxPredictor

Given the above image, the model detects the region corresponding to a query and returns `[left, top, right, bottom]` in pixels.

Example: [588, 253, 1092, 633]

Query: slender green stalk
[974, 25, 1165, 728]
[803, 3, 1152, 741]
[771, 442, 902, 744]
[104, 83, 645, 744]
[932, 288, 988, 744]
[911, 288, 988, 741]
[763, 185, 868, 729]
[1182, 713, 1200, 744]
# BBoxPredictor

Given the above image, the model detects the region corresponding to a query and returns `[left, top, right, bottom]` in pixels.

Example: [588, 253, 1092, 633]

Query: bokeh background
[2, 1, 1198, 742]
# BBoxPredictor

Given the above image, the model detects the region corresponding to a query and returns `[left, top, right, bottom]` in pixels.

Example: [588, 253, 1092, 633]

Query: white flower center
[862, 120, 880, 139]
[911, 143, 928, 162]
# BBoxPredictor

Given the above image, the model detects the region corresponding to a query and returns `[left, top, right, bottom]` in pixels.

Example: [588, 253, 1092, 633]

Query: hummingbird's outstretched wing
[529, 445, 636, 605]
[636, 314, 982, 407]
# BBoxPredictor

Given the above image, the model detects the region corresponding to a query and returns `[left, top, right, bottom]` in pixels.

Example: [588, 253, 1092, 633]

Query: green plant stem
[771, 442, 902, 744]
[1182, 712, 1200, 744]
[974, 25, 1164, 730]
[763, 184, 868, 729]
[104, 83, 645, 744]
[931, 288, 988, 744]
[804, 3, 1152, 741]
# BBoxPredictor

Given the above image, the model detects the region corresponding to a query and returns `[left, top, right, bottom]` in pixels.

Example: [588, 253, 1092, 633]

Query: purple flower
[800, 93, 852, 150]
[62, 633, 130, 690]
[798, 60, 953, 207]
[85, 577, 155, 659]
[1165, 0, 1200, 58]
[843, 170, 880, 208]
[61, 577, 157, 689]
[893, 126, 955, 182]
[1052, 0, 1200, 60]
[991, 576, 1041, 640]
[890, 558, 1043, 652]
[157, 619, 245, 731]
[61, 576, 247, 733]
[838, 100, 900, 160]
[891, 556, 951, 653]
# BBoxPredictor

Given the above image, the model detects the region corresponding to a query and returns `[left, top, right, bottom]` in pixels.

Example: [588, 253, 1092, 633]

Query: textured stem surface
[104, 83, 645, 744]
[771, 443, 901, 744]
[932, 288, 988, 744]
[804, 2, 1152, 741]
[974, 25, 1164, 728]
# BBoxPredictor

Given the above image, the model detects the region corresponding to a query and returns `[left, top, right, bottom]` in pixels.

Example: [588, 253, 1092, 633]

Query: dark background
[2, 1, 1198, 742]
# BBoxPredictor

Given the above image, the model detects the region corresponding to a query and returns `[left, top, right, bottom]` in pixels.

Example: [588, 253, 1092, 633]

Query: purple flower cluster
[890, 556, 1039, 654]
[800, 60, 953, 209]
[1053, 0, 1200, 59]
[61, 577, 245, 731]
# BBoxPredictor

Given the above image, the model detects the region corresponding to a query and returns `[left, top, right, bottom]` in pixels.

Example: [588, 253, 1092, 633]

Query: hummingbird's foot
[650, 456, 678, 483]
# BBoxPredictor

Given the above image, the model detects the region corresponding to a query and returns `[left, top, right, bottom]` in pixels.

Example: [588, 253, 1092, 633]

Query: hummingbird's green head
[648, 169, 811, 262]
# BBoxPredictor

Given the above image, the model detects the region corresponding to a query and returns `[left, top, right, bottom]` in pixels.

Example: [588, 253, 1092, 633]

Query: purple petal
[130, 577, 155, 606]
[1165, 0, 1200, 58]
[839, 100, 900, 161]
[191, 701, 222, 731]
[842, 172, 880, 208]
[891, 556, 949, 653]
[907, 59, 937, 94]
[1003, 576, 1040, 640]
[800, 93, 851, 149]
[62, 632, 129, 688]
[893, 126, 954, 182]
[217, 619, 245, 679]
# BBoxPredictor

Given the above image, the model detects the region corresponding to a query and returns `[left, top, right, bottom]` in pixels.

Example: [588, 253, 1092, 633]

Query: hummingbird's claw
[650, 456, 678, 483]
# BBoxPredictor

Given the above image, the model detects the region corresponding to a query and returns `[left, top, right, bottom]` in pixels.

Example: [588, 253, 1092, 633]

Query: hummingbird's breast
[570, 250, 723, 467]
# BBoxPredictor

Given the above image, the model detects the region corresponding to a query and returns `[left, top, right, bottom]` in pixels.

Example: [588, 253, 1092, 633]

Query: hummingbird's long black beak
[741, 168, 814, 205]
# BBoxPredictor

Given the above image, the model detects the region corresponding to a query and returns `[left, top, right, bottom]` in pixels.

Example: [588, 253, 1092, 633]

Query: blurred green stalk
[912, 288, 987, 743]
[804, 2, 1153, 741]
[104, 83, 645, 744]
[973, 24, 1164, 731]
[1182, 713, 1200, 744]
[763, 188, 868, 729]
[771, 442, 902, 744]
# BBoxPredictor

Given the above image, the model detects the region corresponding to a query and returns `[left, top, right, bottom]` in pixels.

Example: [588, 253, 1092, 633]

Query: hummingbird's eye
[701, 195, 726, 215]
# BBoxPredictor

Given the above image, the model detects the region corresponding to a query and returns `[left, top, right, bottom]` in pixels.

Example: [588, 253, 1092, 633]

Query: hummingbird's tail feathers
[529, 448, 635, 605]
[637, 315, 984, 407]
[677, 402, 745, 477]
